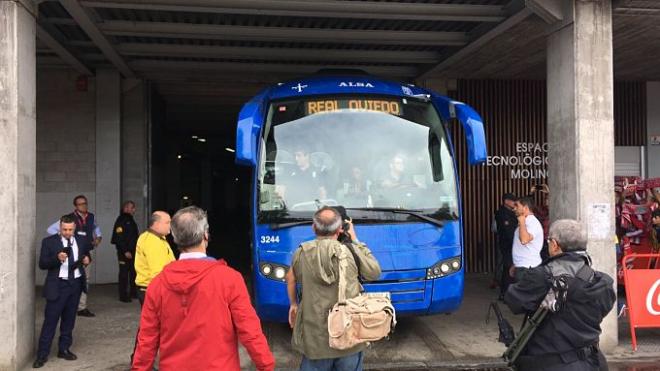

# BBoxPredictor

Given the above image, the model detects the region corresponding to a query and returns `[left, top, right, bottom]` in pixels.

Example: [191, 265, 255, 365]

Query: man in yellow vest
[131, 210, 175, 362]
[134, 210, 175, 306]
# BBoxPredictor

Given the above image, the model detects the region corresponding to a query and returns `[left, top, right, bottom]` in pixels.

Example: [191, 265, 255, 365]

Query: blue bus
[236, 73, 487, 322]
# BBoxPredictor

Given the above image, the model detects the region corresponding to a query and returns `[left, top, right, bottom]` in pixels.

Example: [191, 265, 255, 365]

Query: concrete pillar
[546, 0, 616, 350]
[95, 69, 121, 283]
[0, 0, 36, 369]
[122, 79, 149, 228]
[647, 82, 660, 178]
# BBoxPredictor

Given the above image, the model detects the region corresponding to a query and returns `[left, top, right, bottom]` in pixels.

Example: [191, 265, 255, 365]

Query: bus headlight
[426, 257, 461, 280]
[259, 262, 288, 282]
[274, 267, 286, 279]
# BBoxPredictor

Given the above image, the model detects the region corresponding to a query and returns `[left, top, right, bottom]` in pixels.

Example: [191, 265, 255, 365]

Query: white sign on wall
[485, 142, 548, 179]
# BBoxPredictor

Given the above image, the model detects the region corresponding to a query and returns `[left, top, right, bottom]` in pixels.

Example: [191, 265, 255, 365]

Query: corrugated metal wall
[614, 81, 647, 146]
[450, 80, 646, 273]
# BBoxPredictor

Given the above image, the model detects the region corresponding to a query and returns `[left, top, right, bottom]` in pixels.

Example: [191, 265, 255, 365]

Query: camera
[331, 206, 353, 244]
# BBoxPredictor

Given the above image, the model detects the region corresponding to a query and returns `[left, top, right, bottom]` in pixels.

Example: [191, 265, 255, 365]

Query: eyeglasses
[75, 202, 87, 206]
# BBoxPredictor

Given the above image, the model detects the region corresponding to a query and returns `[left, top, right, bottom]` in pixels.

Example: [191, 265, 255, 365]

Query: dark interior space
[150, 88, 253, 273]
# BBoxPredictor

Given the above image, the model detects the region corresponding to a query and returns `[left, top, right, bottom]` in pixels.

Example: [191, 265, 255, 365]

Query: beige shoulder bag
[327, 245, 396, 350]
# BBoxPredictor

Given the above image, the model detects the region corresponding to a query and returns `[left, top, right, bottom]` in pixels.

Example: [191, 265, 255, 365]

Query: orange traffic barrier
[622, 253, 660, 351]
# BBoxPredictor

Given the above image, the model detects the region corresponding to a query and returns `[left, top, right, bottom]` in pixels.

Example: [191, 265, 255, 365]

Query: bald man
[134, 211, 175, 306]
[131, 211, 175, 363]
[286, 206, 381, 369]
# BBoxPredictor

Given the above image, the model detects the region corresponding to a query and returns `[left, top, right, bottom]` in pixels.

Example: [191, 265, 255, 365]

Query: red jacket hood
[160, 258, 225, 313]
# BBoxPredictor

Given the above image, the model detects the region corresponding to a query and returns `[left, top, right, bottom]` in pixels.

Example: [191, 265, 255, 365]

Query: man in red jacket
[132, 206, 275, 371]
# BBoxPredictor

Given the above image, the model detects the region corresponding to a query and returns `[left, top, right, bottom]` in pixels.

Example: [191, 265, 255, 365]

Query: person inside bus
[279, 145, 327, 208]
[341, 166, 370, 206]
[380, 154, 414, 189]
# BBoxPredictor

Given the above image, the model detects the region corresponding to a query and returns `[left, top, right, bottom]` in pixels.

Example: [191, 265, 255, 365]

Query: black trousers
[37, 278, 83, 359]
[117, 253, 137, 300]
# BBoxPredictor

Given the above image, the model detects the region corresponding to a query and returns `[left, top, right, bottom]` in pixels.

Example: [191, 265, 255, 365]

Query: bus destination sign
[305, 99, 402, 116]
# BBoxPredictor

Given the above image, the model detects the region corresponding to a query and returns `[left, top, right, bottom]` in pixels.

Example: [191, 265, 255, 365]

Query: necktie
[66, 239, 75, 280]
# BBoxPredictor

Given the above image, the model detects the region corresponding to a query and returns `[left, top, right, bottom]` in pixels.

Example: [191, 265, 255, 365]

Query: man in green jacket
[286, 206, 381, 371]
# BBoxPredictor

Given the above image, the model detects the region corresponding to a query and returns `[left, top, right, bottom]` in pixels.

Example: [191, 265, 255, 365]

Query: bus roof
[252, 74, 437, 103]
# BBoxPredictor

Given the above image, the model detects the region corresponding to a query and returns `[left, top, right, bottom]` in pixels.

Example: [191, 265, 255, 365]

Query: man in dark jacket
[33, 215, 92, 368]
[111, 201, 139, 302]
[494, 193, 518, 298]
[47, 194, 101, 317]
[504, 219, 616, 371]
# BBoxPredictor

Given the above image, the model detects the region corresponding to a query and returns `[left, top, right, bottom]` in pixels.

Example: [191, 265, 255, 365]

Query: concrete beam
[417, 7, 533, 79]
[0, 1, 37, 369]
[546, 0, 617, 351]
[100, 21, 469, 47]
[81, 0, 507, 22]
[129, 59, 418, 78]
[525, 0, 564, 23]
[116, 43, 440, 64]
[41, 16, 78, 25]
[35, 24, 92, 75]
[58, 0, 135, 78]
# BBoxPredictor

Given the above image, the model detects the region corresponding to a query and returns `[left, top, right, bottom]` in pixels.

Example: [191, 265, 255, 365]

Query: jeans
[300, 352, 363, 371]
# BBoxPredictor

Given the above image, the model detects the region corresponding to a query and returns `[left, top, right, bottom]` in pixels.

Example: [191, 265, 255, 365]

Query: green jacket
[291, 238, 381, 359]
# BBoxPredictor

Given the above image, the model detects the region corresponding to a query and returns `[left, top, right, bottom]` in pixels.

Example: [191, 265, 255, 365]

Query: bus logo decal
[291, 83, 308, 92]
[339, 82, 374, 88]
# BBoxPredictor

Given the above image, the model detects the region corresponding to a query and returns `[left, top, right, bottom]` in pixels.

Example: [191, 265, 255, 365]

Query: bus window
[258, 96, 458, 223]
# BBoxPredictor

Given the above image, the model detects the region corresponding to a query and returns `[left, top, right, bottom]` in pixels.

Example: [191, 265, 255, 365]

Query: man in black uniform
[281, 145, 327, 208]
[494, 193, 518, 299]
[111, 201, 139, 302]
[504, 219, 616, 371]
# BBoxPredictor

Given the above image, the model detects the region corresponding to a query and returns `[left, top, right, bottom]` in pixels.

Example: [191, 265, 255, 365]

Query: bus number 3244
[260, 235, 280, 244]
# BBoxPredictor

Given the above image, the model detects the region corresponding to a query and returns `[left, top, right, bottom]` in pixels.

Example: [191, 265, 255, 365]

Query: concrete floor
[26, 273, 660, 370]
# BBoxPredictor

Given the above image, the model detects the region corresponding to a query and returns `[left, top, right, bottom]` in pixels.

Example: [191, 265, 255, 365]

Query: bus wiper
[270, 219, 312, 230]
[345, 207, 444, 228]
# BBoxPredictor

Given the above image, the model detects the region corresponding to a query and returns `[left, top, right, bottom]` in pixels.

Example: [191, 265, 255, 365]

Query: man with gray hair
[504, 219, 615, 371]
[286, 206, 381, 370]
[132, 206, 275, 371]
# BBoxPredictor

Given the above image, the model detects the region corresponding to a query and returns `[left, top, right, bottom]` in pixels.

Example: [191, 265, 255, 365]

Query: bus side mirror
[236, 92, 268, 166]
[431, 95, 487, 165]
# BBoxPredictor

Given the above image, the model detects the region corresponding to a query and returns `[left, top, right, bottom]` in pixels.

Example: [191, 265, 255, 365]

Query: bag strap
[344, 242, 363, 282]
[336, 244, 350, 304]
[575, 263, 594, 283]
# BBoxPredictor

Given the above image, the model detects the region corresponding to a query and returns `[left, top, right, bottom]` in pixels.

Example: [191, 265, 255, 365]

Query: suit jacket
[39, 234, 92, 301]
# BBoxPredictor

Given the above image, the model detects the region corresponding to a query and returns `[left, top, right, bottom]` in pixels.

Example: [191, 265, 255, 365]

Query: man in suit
[46, 194, 101, 317]
[33, 215, 92, 368]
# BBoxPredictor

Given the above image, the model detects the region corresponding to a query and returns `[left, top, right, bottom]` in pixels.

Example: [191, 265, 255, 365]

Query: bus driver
[278, 145, 327, 208]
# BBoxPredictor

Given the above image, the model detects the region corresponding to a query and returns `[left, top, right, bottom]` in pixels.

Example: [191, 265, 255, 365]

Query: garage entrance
[149, 98, 252, 270]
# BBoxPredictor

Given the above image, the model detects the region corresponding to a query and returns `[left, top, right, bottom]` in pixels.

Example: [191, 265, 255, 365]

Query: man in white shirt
[33, 215, 92, 368]
[510, 197, 544, 282]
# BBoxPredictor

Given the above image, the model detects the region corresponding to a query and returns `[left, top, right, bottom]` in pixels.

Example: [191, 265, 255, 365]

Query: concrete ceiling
[36, 0, 660, 105]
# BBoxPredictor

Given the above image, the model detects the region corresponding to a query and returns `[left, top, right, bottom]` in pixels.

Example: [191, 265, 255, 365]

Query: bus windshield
[257, 95, 458, 223]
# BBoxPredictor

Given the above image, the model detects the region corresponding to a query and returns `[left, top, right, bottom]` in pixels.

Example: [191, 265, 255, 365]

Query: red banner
[622, 254, 660, 351]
